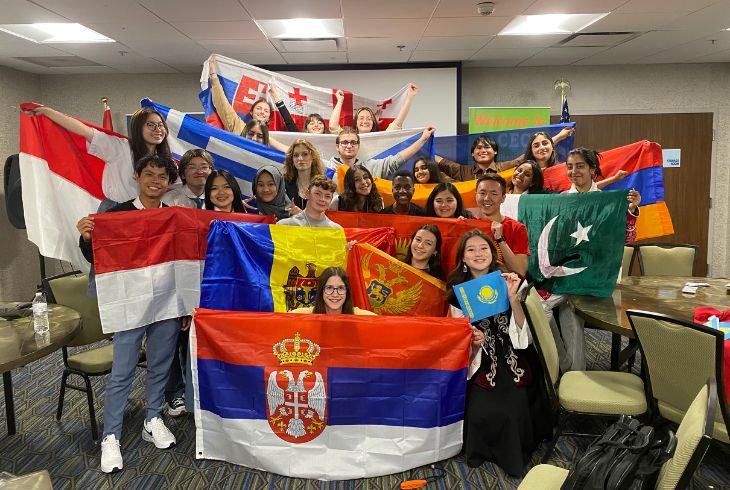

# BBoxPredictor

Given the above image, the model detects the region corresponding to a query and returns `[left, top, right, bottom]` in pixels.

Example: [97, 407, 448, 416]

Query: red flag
[347, 243, 448, 316]
[103, 106, 113, 131]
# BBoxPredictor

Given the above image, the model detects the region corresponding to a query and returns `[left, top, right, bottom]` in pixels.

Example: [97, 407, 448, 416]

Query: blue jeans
[164, 329, 189, 403]
[102, 318, 180, 440]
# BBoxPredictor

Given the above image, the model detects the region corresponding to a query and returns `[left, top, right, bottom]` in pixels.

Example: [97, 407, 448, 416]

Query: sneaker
[100, 434, 123, 473]
[166, 397, 188, 418]
[142, 417, 176, 449]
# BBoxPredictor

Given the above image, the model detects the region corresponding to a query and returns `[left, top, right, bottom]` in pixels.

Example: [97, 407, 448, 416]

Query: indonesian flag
[199, 54, 412, 131]
[19, 103, 109, 270]
[90, 208, 273, 333]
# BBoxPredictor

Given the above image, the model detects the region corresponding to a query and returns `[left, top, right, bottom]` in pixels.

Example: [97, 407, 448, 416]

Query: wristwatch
[495, 236, 506, 244]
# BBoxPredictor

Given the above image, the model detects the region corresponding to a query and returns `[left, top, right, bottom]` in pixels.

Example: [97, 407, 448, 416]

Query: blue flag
[454, 271, 510, 322]
[560, 96, 570, 123]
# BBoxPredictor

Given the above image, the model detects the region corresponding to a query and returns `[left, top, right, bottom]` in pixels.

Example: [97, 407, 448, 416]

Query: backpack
[561, 415, 677, 490]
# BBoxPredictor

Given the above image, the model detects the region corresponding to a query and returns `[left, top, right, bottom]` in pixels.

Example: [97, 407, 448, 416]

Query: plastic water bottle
[32, 291, 49, 335]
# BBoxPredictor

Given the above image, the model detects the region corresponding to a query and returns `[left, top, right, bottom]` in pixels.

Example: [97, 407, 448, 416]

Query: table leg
[611, 334, 621, 371]
[3, 371, 16, 435]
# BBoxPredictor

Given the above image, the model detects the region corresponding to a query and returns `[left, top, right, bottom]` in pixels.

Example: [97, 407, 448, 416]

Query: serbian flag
[327, 211, 500, 275]
[191, 309, 471, 479]
[347, 243, 448, 316]
[19, 103, 110, 270]
[199, 54, 412, 131]
[90, 207, 273, 333]
[200, 221, 395, 312]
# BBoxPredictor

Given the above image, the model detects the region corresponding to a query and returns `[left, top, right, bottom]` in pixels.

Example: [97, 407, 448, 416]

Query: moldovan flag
[18, 103, 113, 271]
[347, 243, 448, 316]
[517, 191, 628, 297]
[191, 309, 471, 479]
[91, 207, 272, 333]
[200, 221, 395, 312]
[200, 54, 412, 131]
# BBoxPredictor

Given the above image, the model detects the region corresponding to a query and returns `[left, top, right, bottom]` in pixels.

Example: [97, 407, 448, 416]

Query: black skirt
[463, 344, 553, 476]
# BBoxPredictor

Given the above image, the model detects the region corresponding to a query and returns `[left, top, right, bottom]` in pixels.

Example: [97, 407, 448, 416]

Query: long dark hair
[425, 182, 472, 219]
[567, 147, 603, 178]
[129, 107, 171, 164]
[249, 98, 273, 125]
[303, 113, 328, 133]
[243, 119, 270, 145]
[204, 169, 245, 213]
[403, 224, 445, 281]
[413, 157, 441, 184]
[312, 267, 354, 314]
[508, 160, 545, 194]
[523, 131, 557, 167]
[446, 229, 501, 305]
[339, 164, 383, 212]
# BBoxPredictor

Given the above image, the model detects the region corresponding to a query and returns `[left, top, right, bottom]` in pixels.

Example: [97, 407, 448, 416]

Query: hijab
[254, 165, 291, 220]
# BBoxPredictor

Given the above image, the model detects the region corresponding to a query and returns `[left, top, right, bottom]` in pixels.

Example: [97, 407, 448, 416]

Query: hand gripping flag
[517, 191, 628, 297]
[454, 271, 510, 322]
[90, 207, 273, 333]
[199, 54, 412, 132]
[347, 243, 448, 316]
[191, 309, 471, 479]
[200, 221, 395, 312]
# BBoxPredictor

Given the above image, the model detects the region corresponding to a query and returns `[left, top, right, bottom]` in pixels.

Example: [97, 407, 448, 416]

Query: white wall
[462, 63, 730, 278]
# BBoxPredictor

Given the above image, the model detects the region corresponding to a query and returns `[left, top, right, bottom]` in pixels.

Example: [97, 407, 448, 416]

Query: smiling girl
[403, 224, 445, 280]
[330, 164, 384, 213]
[204, 170, 246, 213]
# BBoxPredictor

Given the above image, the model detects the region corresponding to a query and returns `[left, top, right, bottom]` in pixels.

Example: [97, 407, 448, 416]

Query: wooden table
[572, 276, 730, 370]
[0, 302, 80, 435]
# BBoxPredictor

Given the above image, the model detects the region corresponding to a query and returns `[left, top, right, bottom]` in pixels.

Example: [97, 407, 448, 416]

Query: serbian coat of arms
[266, 332, 327, 443]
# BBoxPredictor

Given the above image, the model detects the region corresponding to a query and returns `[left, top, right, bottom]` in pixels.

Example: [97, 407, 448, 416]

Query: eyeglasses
[338, 140, 359, 147]
[187, 165, 211, 172]
[247, 130, 265, 140]
[323, 285, 347, 295]
[144, 122, 166, 131]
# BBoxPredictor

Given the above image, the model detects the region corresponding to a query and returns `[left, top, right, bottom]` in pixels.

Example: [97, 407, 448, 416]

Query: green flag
[517, 191, 628, 297]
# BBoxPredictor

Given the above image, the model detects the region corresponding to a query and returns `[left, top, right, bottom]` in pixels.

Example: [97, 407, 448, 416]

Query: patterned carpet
[1, 329, 729, 490]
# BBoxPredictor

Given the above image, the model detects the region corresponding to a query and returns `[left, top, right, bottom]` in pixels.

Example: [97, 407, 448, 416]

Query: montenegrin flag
[327, 211, 502, 275]
[516, 191, 628, 297]
[200, 221, 395, 312]
[199, 54, 413, 132]
[91, 208, 273, 333]
[347, 243, 448, 316]
[191, 309, 471, 479]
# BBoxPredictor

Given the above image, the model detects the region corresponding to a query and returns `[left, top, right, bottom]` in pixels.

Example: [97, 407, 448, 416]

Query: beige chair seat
[559, 371, 647, 415]
[67, 344, 113, 373]
[659, 400, 729, 444]
[517, 464, 569, 489]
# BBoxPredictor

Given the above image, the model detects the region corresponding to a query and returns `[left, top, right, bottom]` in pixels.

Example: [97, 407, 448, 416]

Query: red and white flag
[19, 104, 110, 270]
[91, 207, 272, 333]
[199, 54, 412, 131]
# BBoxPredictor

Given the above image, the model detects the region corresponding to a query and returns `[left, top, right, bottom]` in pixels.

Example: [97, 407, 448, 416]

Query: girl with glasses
[290, 267, 375, 315]
[23, 105, 171, 204]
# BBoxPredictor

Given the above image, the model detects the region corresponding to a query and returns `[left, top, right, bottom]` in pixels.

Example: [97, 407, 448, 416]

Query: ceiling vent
[14, 55, 103, 67]
[559, 32, 638, 47]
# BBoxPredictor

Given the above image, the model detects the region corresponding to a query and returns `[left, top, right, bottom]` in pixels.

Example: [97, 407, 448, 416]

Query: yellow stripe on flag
[636, 201, 674, 241]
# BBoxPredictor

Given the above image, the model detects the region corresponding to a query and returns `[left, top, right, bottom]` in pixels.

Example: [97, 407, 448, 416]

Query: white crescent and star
[537, 216, 591, 278]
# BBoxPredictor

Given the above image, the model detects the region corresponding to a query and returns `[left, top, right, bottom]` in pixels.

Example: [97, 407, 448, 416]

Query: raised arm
[387, 83, 418, 131]
[596, 170, 628, 189]
[25, 106, 94, 143]
[328, 90, 345, 133]
[397, 126, 436, 161]
[269, 80, 300, 132]
[208, 55, 246, 135]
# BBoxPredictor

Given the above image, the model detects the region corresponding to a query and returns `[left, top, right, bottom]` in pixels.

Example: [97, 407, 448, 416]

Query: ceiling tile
[0, 0, 67, 22]
[471, 46, 544, 61]
[694, 48, 730, 62]
[646, 33, 730, 63]
[231, 52, 286, 65]
[140, 0, 250, 22]
[344, 18, 428, 38]
[519, 46, 607, 66]
[485, 34, 568, 48]
[418, 36, 491, 51]
[615, 0, 716, 14]
[242, 0, 342, 19]
[342, 0, 438, 19]
[581, 12, 685, 32]
[0, 55, 52, 73]
[280, 51, 347, 64]
[524, 0, 624, 15]
[0, 32, 70, 57]
[658, 2, 730, 31]
[424, 17, 510, 36]
[171, 21, 266, 41]
[433, 0, 534, 18]
[48, 65, 120, 74]
[33, 0, 160, 23]
[409, 49, 480, 62]
[86, 22, 211, 58]
[346, 37, 419, 50]
[198, 39, 277, 53]
[348, 50, 413, 63]
[50, 43, 152, 66]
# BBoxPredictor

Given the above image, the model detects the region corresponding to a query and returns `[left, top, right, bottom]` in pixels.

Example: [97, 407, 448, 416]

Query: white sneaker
[100, 434, 123, 473]
[142, 417, 176, 449]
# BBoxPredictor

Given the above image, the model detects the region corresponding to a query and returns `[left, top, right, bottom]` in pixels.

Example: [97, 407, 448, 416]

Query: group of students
[23, 73, 643, 478]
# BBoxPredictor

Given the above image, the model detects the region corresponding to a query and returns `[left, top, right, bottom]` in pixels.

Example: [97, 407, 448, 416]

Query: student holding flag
[204, 169, 247, 213]
[282, 139, 326, 213]
[413, 156, 442, 184]
[328, 83, 419, 133]
[446, 229, 552, 476]
[379, 170, 427, 216]
[402, 224, 445, 280]
[291, 267, 375, 315]
[329, 164, 384, 213]
[253, 166, 292, 220]
[425, 182, 474, 219]
[162, 149, 213, 208]
[277, 175, 341, 228]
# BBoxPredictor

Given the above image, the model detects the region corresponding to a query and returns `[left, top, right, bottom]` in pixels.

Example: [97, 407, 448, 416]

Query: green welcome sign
[469, 107, 551, 134]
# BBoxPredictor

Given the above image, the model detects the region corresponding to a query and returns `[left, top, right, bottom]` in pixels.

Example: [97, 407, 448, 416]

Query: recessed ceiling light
[255, 18, 344, 39]
[499, 13, 609, 36]
[0, 23, 114, 43]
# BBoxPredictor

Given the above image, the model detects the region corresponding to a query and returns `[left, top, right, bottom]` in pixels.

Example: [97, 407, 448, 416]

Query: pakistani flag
[517, 191, 628, 297]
